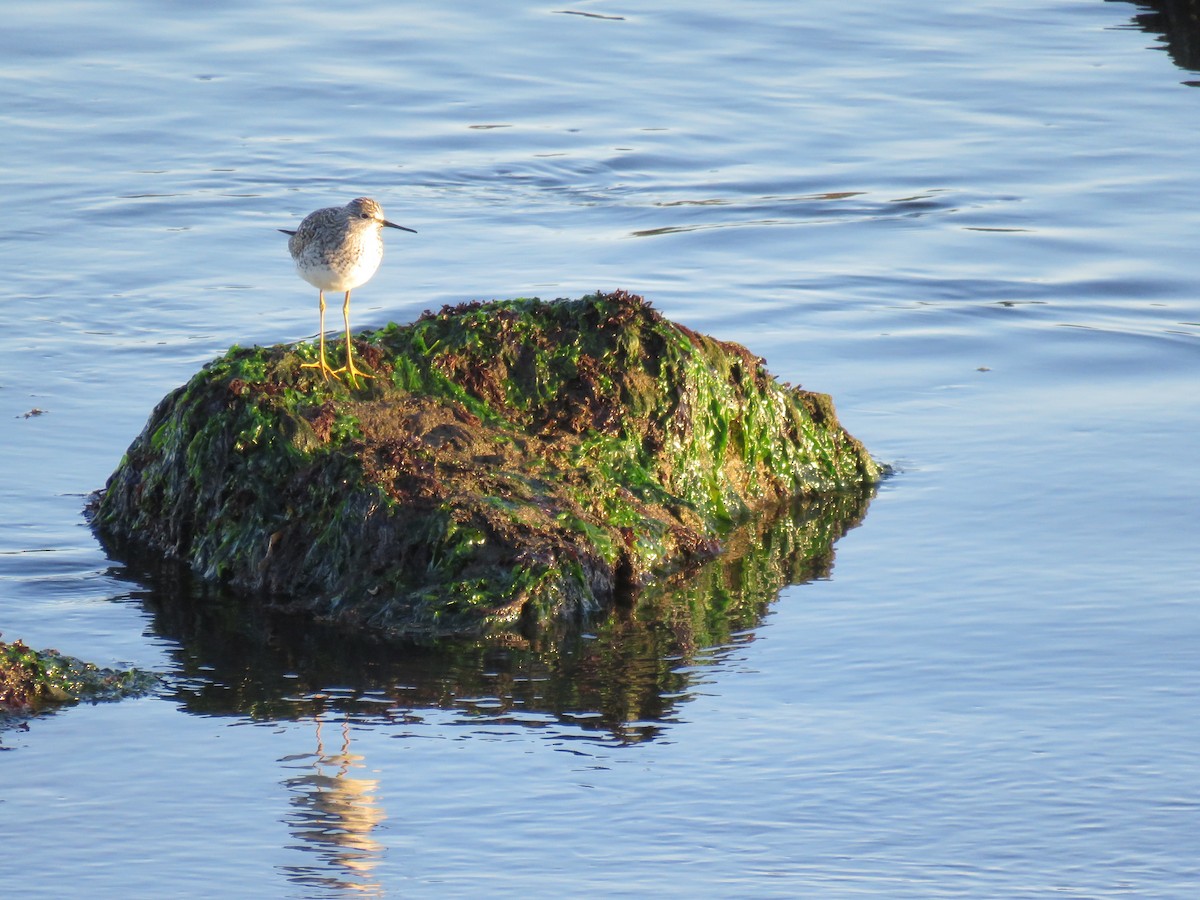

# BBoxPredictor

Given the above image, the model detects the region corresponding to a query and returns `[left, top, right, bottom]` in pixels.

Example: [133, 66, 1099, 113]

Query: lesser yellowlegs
[279, 197, 416, 386]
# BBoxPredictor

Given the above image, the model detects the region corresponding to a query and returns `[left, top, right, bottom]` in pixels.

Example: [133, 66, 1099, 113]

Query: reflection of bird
[282, 715, 387, 894]
[280, 197, 416, 386]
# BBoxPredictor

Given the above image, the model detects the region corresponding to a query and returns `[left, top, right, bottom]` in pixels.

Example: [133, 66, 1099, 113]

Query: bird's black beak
[383, 220, 417, 233]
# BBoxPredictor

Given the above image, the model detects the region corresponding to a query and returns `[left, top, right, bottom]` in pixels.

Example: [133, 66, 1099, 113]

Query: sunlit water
[2, 1, 1199, 897]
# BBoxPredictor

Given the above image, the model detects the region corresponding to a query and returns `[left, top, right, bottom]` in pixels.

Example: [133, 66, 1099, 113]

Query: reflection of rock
[280, 717, 385, 896]
[91, 291, 881, 639]
[122, 486, 873, 743]
[1116, 0, 1200, 75]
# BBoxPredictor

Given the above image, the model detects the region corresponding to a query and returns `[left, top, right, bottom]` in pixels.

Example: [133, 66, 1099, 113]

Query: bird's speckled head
[342, 197, 416, 234]
[346, 197, 386, 222]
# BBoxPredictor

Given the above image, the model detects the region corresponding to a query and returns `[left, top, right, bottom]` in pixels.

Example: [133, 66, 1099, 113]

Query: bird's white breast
[292, 226, 385, 293]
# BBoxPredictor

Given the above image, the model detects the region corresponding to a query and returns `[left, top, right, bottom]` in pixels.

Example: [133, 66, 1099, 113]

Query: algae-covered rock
[92, 290, 880, 638]
[0, 636, 158, 720]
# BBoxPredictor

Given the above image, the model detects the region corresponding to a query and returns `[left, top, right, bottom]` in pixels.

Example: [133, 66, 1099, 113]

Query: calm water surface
[2, 1, 1199, 897]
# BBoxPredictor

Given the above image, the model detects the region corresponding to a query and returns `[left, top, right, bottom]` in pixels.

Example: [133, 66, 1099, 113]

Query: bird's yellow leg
[300, 291, 339, 381]
[332, 289, 374, 387]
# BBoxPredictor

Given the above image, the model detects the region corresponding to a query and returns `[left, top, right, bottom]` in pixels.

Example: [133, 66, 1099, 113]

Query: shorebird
[280, 197, 416, 386]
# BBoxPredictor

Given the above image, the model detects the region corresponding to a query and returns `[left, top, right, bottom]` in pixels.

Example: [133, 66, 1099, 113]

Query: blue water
[3, 1, 1199, 896]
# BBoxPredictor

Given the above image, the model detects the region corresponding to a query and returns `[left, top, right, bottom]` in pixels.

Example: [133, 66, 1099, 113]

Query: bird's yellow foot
[301, 357, 340, 382]
[332, 360, 375, 388]
[333, 345, 375, 388]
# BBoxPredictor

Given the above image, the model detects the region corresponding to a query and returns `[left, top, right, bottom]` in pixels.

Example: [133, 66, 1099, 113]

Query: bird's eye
[359, 212, 371, 219]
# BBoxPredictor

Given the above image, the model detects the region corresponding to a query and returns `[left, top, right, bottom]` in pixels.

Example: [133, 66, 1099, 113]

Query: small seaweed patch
[92, 291, 882, 639]
[0, 636, 159, 720]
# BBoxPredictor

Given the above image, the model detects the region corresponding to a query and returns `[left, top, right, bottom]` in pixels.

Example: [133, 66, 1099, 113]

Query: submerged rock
[92, 291, 881, 638]
[0, 636, 158, 720]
